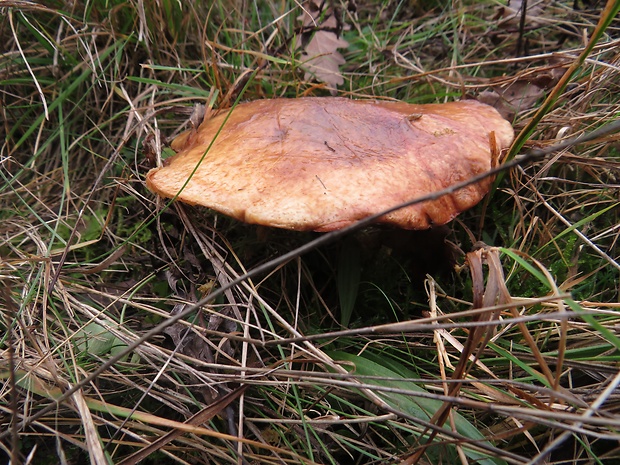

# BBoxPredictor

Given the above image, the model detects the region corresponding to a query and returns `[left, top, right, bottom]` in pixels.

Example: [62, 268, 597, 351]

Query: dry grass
[1, 1, 619, 464]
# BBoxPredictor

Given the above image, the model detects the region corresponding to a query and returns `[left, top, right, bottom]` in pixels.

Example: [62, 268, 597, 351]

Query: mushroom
[146, 97, 514, 232]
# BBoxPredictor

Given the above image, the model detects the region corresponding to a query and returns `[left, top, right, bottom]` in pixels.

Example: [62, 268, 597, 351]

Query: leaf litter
[3, 1, 620, 464]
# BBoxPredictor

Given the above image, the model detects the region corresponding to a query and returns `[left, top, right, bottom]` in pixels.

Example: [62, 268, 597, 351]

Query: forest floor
[1, 1, 619, 464]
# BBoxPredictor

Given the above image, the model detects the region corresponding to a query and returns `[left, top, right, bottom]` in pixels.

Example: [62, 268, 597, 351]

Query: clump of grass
[1, 1, 619, 464]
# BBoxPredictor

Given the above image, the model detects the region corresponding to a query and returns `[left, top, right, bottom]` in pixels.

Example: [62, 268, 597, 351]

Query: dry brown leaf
[479, 63, 566, 120]
[297, 0, 348, 94]
[479, 80, 546, 120]
[300, 30, 348, 91]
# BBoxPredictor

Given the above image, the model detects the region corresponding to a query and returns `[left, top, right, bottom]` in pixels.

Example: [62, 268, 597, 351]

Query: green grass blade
[337, 239, 361, 327]
[329, 351, 508, 465]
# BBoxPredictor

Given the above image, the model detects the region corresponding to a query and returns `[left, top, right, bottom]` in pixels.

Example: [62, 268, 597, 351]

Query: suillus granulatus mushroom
[146, 97, 514, 231]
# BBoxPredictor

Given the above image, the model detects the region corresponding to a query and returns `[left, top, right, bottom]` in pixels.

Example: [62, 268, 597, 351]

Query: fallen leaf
[163, 302, 215, 363]
[296, 0, 348, 94]
[478, 65, 565, 120]
[478, 81, 545, 121]
[300, 30, 348, 91]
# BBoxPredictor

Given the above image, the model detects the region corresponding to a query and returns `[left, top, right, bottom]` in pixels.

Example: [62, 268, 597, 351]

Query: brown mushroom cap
[146, 97, 514, 231]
